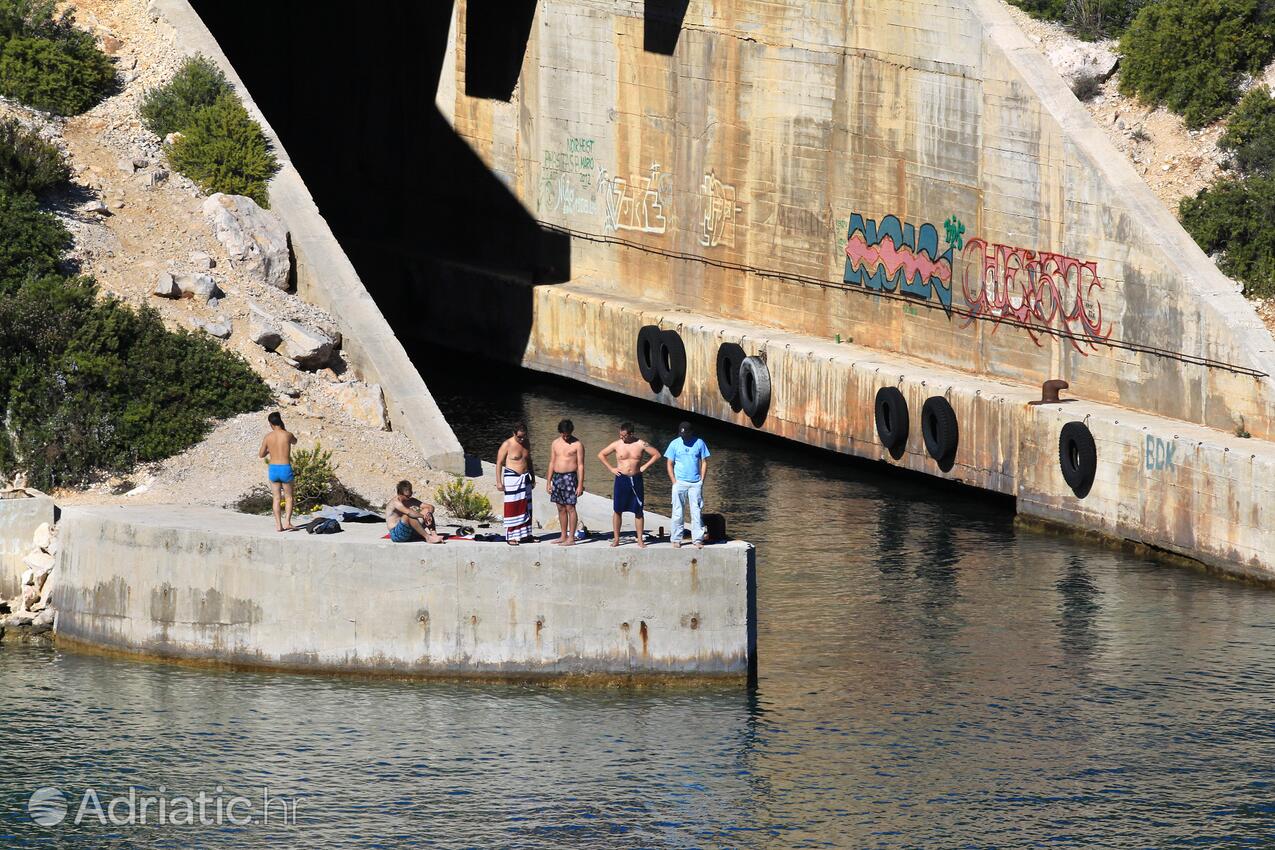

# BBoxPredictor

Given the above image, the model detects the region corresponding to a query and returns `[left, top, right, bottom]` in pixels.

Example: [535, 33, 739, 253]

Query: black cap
[677, 421, 692, 436]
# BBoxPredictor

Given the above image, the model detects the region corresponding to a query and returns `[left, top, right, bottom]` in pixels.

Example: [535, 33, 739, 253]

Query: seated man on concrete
[386, 480, 444, 544]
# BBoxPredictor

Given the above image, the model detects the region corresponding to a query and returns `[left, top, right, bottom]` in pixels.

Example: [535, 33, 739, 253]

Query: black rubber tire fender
[656, 329, 687, 393]
[874, 386, 909, 454]
[636, 325, 662, 384]
[716, 342, 746, 405]
[738, 356, 771, 421]
[921, 396, 959, 467]
[1059, 421, 1097, 498]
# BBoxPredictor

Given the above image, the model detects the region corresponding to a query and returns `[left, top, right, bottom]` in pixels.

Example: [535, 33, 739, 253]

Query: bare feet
[672, 541, 682, 549]
[610, 539, 619, 547]
[694, 541, 704, 549]
[637, 541, 647, 549]
[560, 539, 574, 546]
[507, 539, 520, 546]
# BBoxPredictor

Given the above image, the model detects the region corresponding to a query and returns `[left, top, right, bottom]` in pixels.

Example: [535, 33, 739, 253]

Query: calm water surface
[3, 360, 1275, 848]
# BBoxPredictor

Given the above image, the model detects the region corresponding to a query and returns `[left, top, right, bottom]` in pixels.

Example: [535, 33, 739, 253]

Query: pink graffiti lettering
[960, 239, 1111, 354]
[844, 233, 953, 290]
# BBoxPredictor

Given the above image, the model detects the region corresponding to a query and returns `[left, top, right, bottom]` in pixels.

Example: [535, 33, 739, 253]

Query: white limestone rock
[201, 318, 233, 339]
[32, 522, 51, 551]
[334, 381, 389, 430]
[153, 271, 180, 298]
[248, 305, 283, 351]
[22, 550, 54, 572]
[175, 273, 218, 302]
[278, 321, 335, 370]
[202, 193, 291, 290]
[190, 250, 214, 270]
[1047, 42, 1118, 87]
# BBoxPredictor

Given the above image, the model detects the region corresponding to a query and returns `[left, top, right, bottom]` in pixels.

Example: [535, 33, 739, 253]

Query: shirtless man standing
[548, 419, 585, 545]
[496, 423, 535, 544]
[258, 411, 298, 532]
[386, 480, 443, 543]
[597, 422, 662, 547]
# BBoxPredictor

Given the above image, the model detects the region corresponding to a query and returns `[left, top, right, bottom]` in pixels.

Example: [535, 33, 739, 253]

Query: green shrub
[1119, 0, 1275, 129]
[0, 116, 68, 194]
[0, 0, 56, 40]
[1071, 73, 1103, 102]
[140, 55, 231, 139]
[1180, 175, 1275, 298]
[434, 477, 494, 521]
[166, 91, 278, 207]
[290, 443, 337, 512]
[1220, 86, 1275, 175]
[1008, 0, 1147, 38]
[0, 189, 71, 293]
[0, 276, 272, 488]
[0, 30, 116, 115]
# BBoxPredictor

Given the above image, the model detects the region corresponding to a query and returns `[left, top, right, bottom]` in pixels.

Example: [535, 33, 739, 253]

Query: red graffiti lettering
[960, 239, 1111, 354]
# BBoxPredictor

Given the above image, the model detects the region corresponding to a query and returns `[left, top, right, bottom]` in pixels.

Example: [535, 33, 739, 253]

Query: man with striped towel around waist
[496, 422, 535, 545]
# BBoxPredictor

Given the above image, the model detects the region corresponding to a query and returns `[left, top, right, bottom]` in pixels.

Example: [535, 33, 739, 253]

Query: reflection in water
[4, 356, 1275, 847]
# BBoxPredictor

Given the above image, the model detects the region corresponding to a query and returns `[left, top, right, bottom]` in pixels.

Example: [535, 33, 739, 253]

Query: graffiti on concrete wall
[698, 171, 742, 248]
[539, 137, 601, 217]
[943, 216, 965, 251]
[843, 213, 954, 315]
[600, 163, 671, 235]
[959, 239, 1111, 354]
[1145, 435, 1177, 471]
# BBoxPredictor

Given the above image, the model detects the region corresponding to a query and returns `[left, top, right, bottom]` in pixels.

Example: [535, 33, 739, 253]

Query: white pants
[671, 479, 704, 543]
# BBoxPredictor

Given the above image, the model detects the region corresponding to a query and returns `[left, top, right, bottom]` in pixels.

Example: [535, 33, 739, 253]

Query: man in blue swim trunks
[598, 422, 661, 548]
[386, 480, 443, 544]
[258, 411, 298, 532]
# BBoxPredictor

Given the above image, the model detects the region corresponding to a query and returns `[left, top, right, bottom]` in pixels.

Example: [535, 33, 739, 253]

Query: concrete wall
[437, 279, 1275, 579]
[51, 505, 755, 679]
[441, 0, 1275, 441]
[157, 0, 465, 473]
[0, 491, 54, 599]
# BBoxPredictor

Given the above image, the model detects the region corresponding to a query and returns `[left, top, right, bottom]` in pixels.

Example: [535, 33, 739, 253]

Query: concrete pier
[48, 504, 755, 680]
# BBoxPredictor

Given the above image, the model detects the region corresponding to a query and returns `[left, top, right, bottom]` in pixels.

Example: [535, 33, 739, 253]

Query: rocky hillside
[1001, 3, 1275, 335]
[0, 0, 460, 509]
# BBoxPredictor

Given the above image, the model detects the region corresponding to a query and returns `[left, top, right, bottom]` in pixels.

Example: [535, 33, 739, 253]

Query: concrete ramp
[430, 0, 1275, 578]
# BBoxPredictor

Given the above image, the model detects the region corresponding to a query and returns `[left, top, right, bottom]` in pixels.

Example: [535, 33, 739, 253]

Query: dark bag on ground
[304, 518, 342, 534]
[703, 513, 727, 542]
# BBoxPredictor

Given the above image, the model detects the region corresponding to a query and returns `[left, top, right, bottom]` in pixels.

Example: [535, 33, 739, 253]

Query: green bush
[140, 55, 231, 139]
[0, 0, 55, 40]
[434, 477, 494, 521]
[290, 443, 338, 512]
[0, 116, 68, 194]
[1119, 0, 1275, 129]
[1071, 73, 1103, 102]
[166, 91, 278, 207]
[1008, 0, 1147, 38]
[0, 30, 116, 115]
[0, 276, 272, 487]
[0, 189, 71, 293]
[1219, 86, 1275, 175]
[1180, 175, 1275, 298]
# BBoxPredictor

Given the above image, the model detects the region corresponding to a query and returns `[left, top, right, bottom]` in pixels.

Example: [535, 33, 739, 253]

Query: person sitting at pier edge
[665, 422, 710, 549]
[598, 422, 662, 548]
[386, 480, 444, 544]
[548, 419, 585, 545]
[258, 411, 298, 533]
[497, 422, 535, 545]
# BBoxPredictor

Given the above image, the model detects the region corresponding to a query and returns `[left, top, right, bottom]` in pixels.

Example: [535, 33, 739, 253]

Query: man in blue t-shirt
[665, 422, 711, 548]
